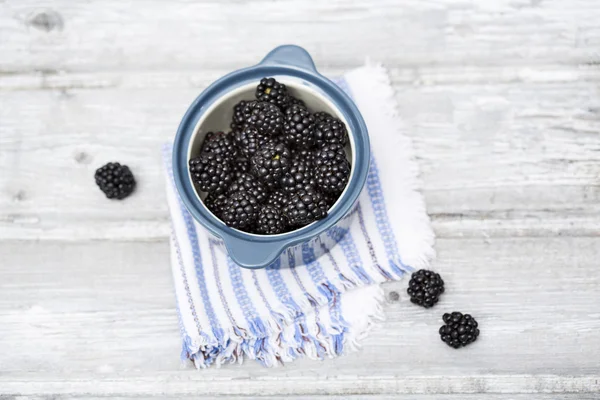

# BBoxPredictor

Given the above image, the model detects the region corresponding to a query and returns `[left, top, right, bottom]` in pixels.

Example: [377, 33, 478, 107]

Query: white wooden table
[1, 0, 599, 398]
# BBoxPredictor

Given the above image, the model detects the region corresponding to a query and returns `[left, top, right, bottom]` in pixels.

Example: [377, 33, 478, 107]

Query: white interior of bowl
[187, 78, 355, 235]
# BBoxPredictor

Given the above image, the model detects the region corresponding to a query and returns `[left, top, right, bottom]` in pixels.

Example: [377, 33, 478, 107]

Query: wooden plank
[0, 0, 598, 73]
[0, 238, 598, 396]
[1, 73, 599, 240]
[14, 396, 599, 400]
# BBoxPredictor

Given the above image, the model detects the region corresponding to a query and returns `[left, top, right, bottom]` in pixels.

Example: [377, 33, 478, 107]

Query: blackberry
[314, 118, 348, 147]
[204, 192, 228, 219]
[251, 142, 292, 189]
[283, 187, 328, 226]
[231, 100, 249, 132]
[439, 312, 480, 349]
[256, 205, 288, 235]
[222, 191, 259, 230]
[313, 143, 351, 194]
[242, 101, 284, 136]
[286, 96, 306, 110]
[265, 190, 289, 209]
[282, 104, 316, 149]
[234, 125, 269, 158]
[255, 77, 290, 109]
[406, 269, 445, 308]
[227, 173, 267, 204]
[323, 192, 339, 208]
[314, 111, 334, 123]
[293, 148, 315, 167]
[201, 131, 238, 160]
[231, 156, 251, 178]
[94, 162, 136, 200]
[189, 152, 233, 194]
[280, 159, 316, 195]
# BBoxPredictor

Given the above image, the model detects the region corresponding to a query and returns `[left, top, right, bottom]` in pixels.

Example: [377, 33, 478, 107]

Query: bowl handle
[223, 235, 285, 269]
[260, 45, 317, 72]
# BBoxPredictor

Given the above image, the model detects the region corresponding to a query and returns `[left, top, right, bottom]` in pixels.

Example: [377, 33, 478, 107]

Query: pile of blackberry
[189, 77, 350, 234]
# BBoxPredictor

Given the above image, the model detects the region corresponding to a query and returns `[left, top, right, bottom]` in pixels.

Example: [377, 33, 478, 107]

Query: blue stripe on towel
[166, 160, 225, 344]
[170, 223, 204, 337]
[301, 243, 348, 356]
[327, 224, 373, 285]
[356, 203, 393, 280]
[365, 155, 408, 277]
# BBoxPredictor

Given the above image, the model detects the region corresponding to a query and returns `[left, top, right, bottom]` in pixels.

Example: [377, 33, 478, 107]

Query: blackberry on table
[439, 312, 480, 349]
[234, 125, 269, 158]
[256, 77, 290, 109]
[222, 191, 260, 230]
[204, 192, 228, 219]
[282, 104, 316, 149]
[251, 142, 292, 189]
[265, 190, 289, 210]
[280, 159, 316, 195]
[314, 118, 348, 147]
[406, 269, 445, 308]
[242, 101, 284, 136]
[189, 152, 233, 194]
[314, 143, 351, 194]
[283, 187, 328, 226]
[256, 204, 288, 234]
[227, 173, 268, 204]
[201, 131, 238, 160]
[95, 162, 136, 200]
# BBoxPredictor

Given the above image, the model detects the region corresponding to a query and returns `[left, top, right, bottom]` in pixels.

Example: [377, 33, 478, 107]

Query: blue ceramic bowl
[173, 45, 369, 269]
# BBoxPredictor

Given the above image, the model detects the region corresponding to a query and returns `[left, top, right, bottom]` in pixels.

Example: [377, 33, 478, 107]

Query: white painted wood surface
[1, 0, 599, 398]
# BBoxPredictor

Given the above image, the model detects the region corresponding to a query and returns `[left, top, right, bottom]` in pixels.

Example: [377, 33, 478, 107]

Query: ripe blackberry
[323, 192, 339, 208]
[282, 104, 316, 149]
[280, 159, 316, 195]
[231, 156, 251, 178]
[204, 193, 228, 219]
[314, 143, 351, 194]
[314, 118, 348, 147]
[283, 187, 328, 226]
[314, 111, 334, 123]
[227, 173, 267, 204]
[439, 312, 480, 349]
[189, 152, 233, 194]
[256, 205, 288, 235]
[94, 162, 136, 200]
[265, 190, 289, 210]
[286, 96, 306, 110]
[242, 101, 284, 136]
[407, 269, 445, 308]
[251, 142, 292, 189]
[293, 148, 315, 167]
[234, 125, 269, 158]
[201, 131, 238, 160]
[222, 191, 260, 230]
[231, 100, 249, 132]
[255, 77, 290, 109]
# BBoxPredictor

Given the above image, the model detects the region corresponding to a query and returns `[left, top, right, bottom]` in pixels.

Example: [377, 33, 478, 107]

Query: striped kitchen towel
[164, 65, 435, 368]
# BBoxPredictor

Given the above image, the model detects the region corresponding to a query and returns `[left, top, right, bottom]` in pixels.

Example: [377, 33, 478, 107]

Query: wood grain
[0, 0, 598, 73]
[0, 238, 598, 396]
[1, 70, 599, 240]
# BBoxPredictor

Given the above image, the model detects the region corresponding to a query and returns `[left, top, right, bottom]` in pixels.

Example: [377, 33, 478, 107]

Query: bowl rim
[172, 61, 370, 268]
